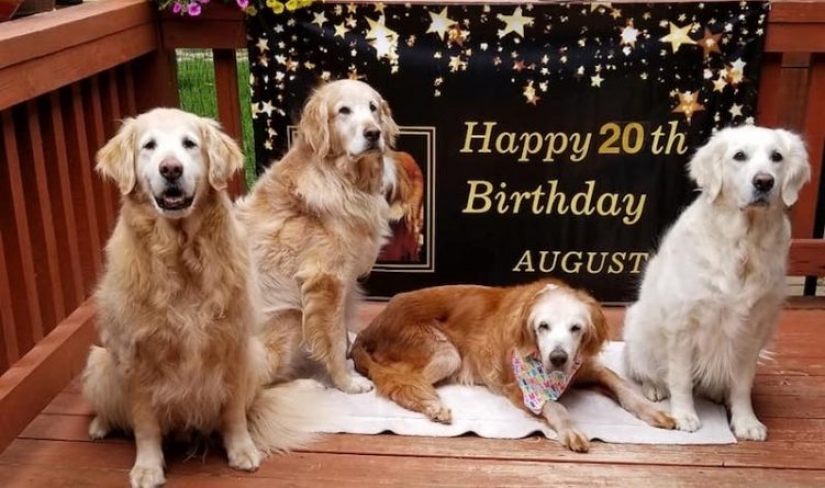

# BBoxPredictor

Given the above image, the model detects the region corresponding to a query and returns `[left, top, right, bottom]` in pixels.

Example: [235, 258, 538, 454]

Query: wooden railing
[0, 0, 824, 453]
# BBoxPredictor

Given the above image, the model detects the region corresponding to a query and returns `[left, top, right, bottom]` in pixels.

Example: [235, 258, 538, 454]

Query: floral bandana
[512, 350, 582, 415]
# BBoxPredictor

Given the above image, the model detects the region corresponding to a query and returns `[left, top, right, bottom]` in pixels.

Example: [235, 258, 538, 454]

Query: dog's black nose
[160, 159, 183, 182]
[364, 128, 381, 143]
[752, 173, 774, 193]
[549, 350, 568, 368]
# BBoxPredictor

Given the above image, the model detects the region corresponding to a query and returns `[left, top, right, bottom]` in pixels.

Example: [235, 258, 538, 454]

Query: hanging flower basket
[155, 0, 314, 17]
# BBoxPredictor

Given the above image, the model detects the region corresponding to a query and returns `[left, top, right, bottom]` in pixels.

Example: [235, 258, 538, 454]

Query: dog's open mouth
[748, 196, 770, 207]
[155, 187, 194, 211]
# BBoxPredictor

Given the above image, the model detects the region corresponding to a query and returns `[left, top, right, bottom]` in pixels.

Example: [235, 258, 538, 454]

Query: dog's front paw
[227, 441, 262, 472]
[642, 382, 669, 402]
[644, 409, 677, 430]
[335, 373, 374, 394]
[672, 410, 702, 432]
[424, 402, 452, 424]
[731, 415, 767, 441]
[558, 428, 590, 453]
[130, 463, 165, 488]
[88, 416, 110, 440]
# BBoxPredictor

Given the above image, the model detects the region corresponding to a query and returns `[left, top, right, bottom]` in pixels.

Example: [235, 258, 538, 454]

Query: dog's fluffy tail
[247, 379, 332, 454]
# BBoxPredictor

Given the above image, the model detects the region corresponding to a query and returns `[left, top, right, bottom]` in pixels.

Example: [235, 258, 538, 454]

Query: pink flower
[187, 1, 202, 16]
[172, 2, 183, 14]
[236, 0, 249, 8]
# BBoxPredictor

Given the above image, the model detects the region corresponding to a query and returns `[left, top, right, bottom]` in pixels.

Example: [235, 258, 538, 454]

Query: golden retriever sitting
[82, 108, 325, 488]
[237, 79, 399, 393]
[351, 279, 676, 452]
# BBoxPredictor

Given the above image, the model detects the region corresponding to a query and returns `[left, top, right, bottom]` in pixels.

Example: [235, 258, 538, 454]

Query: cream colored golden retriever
[623, 126, 811, 440]
[237, 79, 398, 394]
[352, 279, 676, 452]
[82, 108, 325, 488]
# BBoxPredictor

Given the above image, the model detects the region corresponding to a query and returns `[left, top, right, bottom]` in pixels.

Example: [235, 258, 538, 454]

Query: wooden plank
[47, 91, 86, 308]
[65, 83, 102, 288]
[0, 300, 97, 453]
[1, 110, 43, 352]
[794, 57, 825, 239]
[121, 64, 137, 116]
[789, 239, 825, 276]
[770, 2, 825, 23]
[0, 24, 158, 112]
[162, 20, 247, 49]
[27, 101, 67, 327]
[103, 69, 125, 219]
[0, 229, 17, 372]
[755, 53, 781, 127]
[765, 24, 825, 53]
[213, 48, 245, 197]
[85, 76, 116, 238]
[1, 440, 823, 487]
[0, 0, 154, 71]
[132, 49, 180, 114]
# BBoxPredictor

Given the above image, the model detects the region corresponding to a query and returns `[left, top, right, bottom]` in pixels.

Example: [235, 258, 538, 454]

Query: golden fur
[352, 279, 676, 452]
[237, 79, 399, 393]
[82, 108, 326, 488]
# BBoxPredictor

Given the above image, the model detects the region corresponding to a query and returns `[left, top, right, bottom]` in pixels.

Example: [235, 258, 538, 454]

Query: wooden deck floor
[1, 304, 824, 487]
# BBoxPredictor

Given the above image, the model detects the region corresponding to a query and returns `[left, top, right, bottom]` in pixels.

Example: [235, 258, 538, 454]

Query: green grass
[176, 49, 257, 188]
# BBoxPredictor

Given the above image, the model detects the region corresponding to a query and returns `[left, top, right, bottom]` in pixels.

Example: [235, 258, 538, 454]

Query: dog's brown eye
[369, 102, 378, 112]
[770, 151, 783, 163]
[338, 106, 351, 115]
[182, 138, 197, 149]
[733, 151, 747, 162]
[537, 321, 549, 332]
[570, 324, 582, 333]
[143, 139, 156, 150]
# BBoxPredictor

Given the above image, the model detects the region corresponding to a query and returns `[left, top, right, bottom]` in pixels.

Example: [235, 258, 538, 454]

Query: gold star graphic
[374, 2, 385, 13]
[312, 12, 327, 28]
[334, 23, 349, 39]
[659, 22, 697, 53]
[513, 60, 525, 72]
[729, 103, 743, 118]
[672, 91, 705, 122]
[255, 38, 270, 52]
[712, 76, 727, 92]
[284, 58, 299, 72]
[523, 81, 540, 105]
[620, 22, 640, 47]
[345, 15, 357, 28]
[590, 2, 612, 13]
[261, 101, 275, 117]
[497, 7, 534, 39]
[427, 6, 456, 40]
[591, 73, 604, 87]
[447, 25, 468, 47]
[346, 3, 357, 14]
[448, 55, 466, 72]
[348, 68, 364, 80]
[610, 8, 622, 20]
[698, 28, 722, 58]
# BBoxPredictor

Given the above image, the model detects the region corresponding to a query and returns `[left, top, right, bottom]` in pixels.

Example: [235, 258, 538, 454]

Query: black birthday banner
[246, 1, 769, 301]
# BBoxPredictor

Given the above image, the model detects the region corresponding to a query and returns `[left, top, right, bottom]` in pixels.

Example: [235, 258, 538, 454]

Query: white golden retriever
[83, 108, 326, 488]
[237, 80, 399, 394]
[622, 125, 811, 440]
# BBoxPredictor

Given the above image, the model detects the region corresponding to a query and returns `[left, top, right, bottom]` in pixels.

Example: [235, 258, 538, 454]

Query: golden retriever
[237, 79, 399, 393]
[380, 150, 425, 262]
[351, 279, 676, 452]
[623, 126, 811, 440]
[82, 108, 326, 488]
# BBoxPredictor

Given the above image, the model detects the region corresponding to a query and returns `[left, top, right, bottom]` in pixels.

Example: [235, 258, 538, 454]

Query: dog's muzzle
[155, 186, 194, 211]
[749, 172, 775, 207]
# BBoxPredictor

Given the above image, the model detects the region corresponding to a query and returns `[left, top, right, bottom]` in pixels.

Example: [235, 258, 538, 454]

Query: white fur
[331, 81, 387, 157]
[529, 290, 589, 375]
[622, 126, 811, 440]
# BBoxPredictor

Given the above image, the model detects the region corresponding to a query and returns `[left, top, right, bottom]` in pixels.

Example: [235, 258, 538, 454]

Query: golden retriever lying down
[352, 279, 676, 452]
[82, 109, 326, 488]
[237, 79, 398, 393]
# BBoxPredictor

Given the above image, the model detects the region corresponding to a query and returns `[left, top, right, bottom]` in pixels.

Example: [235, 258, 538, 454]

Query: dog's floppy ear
[379, 99, 399, 149]
[515, 293, 539, 354]
[96, 118, 137, 195]
[579, 293, 609, 358]
[202, 118, 244, 191]
[776, 129, 811, 207]
[298, 88, 331, 159]
[688, 130, 727, 202]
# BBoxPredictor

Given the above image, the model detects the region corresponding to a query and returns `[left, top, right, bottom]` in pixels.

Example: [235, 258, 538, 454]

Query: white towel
[305, 341, 736, 444]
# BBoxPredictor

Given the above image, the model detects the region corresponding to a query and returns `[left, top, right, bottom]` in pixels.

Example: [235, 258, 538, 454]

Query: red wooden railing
[0, 0, 824, 454]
